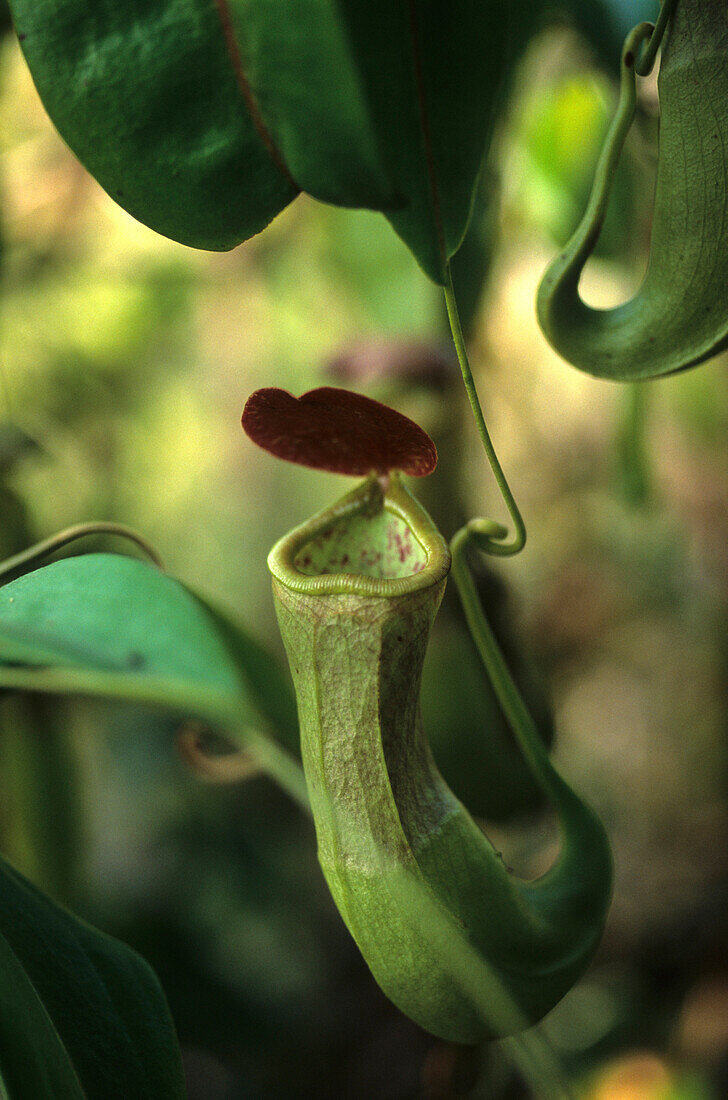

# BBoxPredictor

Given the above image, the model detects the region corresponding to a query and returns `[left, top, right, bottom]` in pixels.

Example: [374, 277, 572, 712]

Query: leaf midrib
[212, 0, 299, 190]
[405, 0, 446, 268]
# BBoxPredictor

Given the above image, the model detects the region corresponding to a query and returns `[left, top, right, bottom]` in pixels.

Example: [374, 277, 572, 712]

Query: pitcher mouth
[267, 474, 450, 598]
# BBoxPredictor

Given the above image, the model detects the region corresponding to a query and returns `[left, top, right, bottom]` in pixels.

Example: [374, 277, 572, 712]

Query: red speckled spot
[242, 386, 437, 477]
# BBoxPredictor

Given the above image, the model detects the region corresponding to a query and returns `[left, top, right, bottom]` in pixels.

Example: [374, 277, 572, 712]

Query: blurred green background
[1, 3, 727, 1096]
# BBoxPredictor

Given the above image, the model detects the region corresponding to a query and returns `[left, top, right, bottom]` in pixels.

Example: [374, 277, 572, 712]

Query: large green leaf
[0, 855, 185, 1099]
[218, 0, 399, 211]
[0, 554, 241, 689]
[344, 0, 513, 283]
[0, 553, 307, 804]
[10, 0, 299, 250]
[0, 927, 84, 1100]
[9, 0, 518, 282]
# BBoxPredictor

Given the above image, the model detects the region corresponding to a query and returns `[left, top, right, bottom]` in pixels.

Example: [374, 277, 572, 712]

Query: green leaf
[10, 0, 299, 250]
[0, 553, 241, 692]
[218, 0, 400, 210]
[0, 553, 307, 805]
[0, 855, 184, 1099]
[0, 928, 85, 1100]
[345, 0, 513, 283]
[9, 0, 519, 282]
[234, 0, 518, 282]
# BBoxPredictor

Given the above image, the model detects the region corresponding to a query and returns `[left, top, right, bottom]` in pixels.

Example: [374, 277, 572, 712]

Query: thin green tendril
[450, 524, 557, 798]
[0, 522, 164, 582]
[443, 264, 526, 557]
[447, 0, 677, 696]
[637, 0, 677, 77]
[552, 8, 674, 281]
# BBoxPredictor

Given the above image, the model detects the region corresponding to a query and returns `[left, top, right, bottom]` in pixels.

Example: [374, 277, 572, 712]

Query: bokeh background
[1, 2, 727, 1096]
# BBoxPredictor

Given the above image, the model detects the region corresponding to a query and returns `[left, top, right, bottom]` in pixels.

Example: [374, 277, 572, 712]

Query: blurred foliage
[0, 5, 727, 1098]
[0, 421, 82, 903]
[510, 69, 638, 259]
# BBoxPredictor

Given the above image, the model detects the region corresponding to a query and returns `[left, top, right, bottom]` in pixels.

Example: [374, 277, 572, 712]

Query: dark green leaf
[10, 0, 298, 250]
[345, 0, 512, 283]
[0, 856, 184, 1099]
[220, 0, 400, 210]
[9, 0, 520, 281]
[231, 0, 517, 281]
[0, 928, 84, 1100]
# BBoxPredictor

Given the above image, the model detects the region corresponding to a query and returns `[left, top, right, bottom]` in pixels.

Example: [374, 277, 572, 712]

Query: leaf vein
[212, 0, 299, 190]
[405, 0, 446, 266]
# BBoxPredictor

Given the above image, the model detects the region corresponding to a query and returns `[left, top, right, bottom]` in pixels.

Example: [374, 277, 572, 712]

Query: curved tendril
[176, 723, 260, 784]
[443, 264, 526, 558]
[565, 21, 654, 285]
[440, 2, 681, 730]
[576, 1, 677, 248]
[636, 0, 677, 77]
[0, 522, 164, 582]
[450, 524, 555, 796]
[539, 10, 672, 320]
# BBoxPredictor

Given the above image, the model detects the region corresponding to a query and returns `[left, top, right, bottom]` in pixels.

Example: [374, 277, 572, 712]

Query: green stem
[450, 525, 557, 799]
[617, 381, 651, 506]
[451, 523, 613, 928]
[443, 264, 526, 557]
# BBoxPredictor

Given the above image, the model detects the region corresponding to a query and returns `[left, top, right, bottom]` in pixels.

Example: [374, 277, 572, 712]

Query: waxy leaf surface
[10, 0, 299, 250]
[10, 0, 516, 281]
